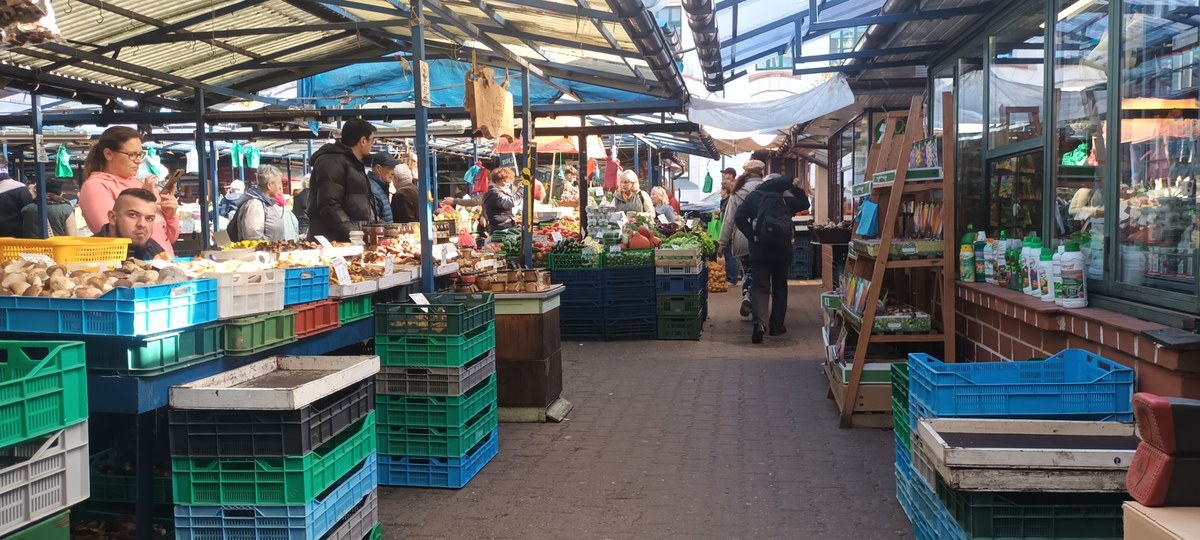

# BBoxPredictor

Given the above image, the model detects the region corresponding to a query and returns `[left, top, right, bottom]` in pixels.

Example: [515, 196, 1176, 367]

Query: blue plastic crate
[603, 267, 655, 285]
[550, 268, 604, 286]
[908, 350, 1134, 421]
[284, 266, 331, 306]
[655, 273, 706, 296]
[174, 452, 378, 540]
[378, 428, 498, 488]
[560, 319, 605, 341]
[0, 278, 218, 337]
[558, 281, 603, 308]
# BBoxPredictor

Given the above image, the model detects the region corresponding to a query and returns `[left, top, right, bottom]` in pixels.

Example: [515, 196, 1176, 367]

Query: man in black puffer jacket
[0, 172, 32, 237]
[307, 119, 377, 241]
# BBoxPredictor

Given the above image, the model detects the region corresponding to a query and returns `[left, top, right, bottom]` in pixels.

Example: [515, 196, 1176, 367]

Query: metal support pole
[210, 141, 219, 230]
[413, 0, 435, 293]
[633, 142, 640, 181]
[194, 89, 211, 249]
[305, 140, 313, 174]
[472, 140, 478, 163]
[31, 91, 47, 239]
[577, 133, 588, 237]
[648, 147, 656, 188]
[521, 68, 533, 268]
[432, 151, 439, 201]
[286, 157, 292, 189]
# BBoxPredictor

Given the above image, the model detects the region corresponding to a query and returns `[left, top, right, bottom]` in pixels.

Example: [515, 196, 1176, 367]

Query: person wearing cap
[0, 171, 32, 237]
[717, 160, 766, 318]
[391, 164, 419, 223]
[367, 152, 397, 224]
[22, 180, 76, 238]
[218, 179, 246, 222]
[308, 118, 377, 242]
[612, 169, 654, 214]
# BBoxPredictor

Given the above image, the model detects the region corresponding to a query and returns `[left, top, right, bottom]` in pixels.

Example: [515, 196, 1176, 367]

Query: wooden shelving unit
[829, 94, 958, 429]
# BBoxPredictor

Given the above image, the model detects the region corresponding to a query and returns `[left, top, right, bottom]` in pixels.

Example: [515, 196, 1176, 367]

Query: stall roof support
[805, 4, 993, 34]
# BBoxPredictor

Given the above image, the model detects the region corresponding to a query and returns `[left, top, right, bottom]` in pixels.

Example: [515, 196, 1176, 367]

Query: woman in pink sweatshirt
[78, 127, 180, 257]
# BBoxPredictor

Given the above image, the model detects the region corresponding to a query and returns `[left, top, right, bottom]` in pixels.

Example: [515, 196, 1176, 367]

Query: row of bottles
[960, 225, 1087, 308]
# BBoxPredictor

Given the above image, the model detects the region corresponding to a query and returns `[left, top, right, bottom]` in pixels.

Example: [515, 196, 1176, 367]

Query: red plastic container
[1133, 392, 1200, 455]
[1127, 441, 1200, 507]
[289, 299, 341, 339]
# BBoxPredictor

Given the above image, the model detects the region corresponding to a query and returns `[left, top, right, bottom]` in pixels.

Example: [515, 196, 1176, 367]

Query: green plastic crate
[935, 482, 1126, 540]
[171, 412, 376, 505]
[369, 522, 382, 540]
[603, 249, 654, 268]
[223, 309, 297, 356]
[0, 340, 87, 450]
[90, 449, 173, 505]
[548, 252, 602, 269]
[377, 406, 497, 458]
[5, 511, 69, 540]
[891, 363, 910, 403]
[338, 296, 374, 325]
[72, 507, 174, 540]
[375, 322, 496, 368]
[376, 375, 496, 428]
[892, 395, 910, 449]
[86, 323, 223, 374]
[374, 293, 494, 337]
[655, 295, 704, 317]
[656, 315, 702, 340]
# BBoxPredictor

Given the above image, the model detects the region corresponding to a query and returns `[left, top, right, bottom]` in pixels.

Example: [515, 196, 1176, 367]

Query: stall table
[491, 285, 571, 422]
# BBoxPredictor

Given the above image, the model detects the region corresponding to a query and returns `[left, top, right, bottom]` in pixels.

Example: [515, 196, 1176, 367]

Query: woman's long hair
[83, 126, 140, 179]
[731, 173, 749, 194]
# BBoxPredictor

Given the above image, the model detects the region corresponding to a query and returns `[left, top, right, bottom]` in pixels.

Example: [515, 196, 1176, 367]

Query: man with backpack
[734, 174, 811, 343]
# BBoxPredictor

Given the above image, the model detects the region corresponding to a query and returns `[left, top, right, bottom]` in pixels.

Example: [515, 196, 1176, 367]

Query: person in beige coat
[717, 160, 766, 317]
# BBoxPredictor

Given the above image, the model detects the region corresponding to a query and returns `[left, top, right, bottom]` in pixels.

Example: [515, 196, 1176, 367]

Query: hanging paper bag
[464, 65, 515, 140]
[855, 196, 880, 237]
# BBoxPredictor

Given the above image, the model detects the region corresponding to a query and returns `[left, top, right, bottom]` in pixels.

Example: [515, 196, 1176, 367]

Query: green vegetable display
[663, 231, 717, 260]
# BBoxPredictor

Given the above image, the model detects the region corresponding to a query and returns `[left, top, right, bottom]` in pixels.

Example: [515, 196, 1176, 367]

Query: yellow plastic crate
[0, 237, 130, 264]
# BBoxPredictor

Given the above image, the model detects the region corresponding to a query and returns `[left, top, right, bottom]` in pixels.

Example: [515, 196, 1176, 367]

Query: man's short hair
[564, 165, 578, 175]
[116, 187, 158, 207]
[257, 165, 283, 190]
[340, 119, 377, 147]
[46, 180, 64, 195]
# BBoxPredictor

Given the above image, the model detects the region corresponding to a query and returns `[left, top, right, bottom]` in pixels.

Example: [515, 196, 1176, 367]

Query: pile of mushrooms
[0, 259, 191, 298]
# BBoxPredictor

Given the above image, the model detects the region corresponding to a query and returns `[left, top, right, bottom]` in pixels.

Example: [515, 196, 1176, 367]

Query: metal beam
[534, 122, 701, 136]
[470, 0, 551, 61]
[413, 0, 435, 293]
[793, 43, 945, 63]
[37, 43, 285, 105]
[0, 64, 181, 109]
[72, 0, 264, 61]
[586, 0, 647, 84]
[792, 58, 924, 76]
[194, 89, 211, 249]
[31, 91, 47, 239]
[805, 5, 993, 33]
[495, 0, 617, 22]
[121, 20, 412, 45]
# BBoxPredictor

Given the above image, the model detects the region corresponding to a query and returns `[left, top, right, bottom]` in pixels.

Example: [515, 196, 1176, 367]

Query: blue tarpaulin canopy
[299, 59, 658, 108]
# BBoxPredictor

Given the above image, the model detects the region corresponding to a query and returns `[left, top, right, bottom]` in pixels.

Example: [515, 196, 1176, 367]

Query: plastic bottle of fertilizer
[1027, 238, 1043, 296]
[1052, 245, 1065, 306]
[1060, 242, 1087, 308]
[994, 230, 1009, 287]
[1038, 247, 1054, 302]
[973, 232, 987, 282]
[983, 239, 995, 284]
[1020, 237, 1035, 295]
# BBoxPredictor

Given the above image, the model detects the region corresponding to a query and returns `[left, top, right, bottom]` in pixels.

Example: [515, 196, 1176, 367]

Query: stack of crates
[603, 250, 657, 340]
[789, 233, 815, 279]
[0, 341, 90, 540]
[168, 368, 379, 540]
[549, 252, 605, 341]
[374, 293, 499, 488]
[654, 260, 707, 340]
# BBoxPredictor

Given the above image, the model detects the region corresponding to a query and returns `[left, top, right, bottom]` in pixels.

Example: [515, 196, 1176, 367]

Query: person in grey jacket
[716, 160, 766, 317]
[612, 169, 654, 214]
[234, 165, 286, 241]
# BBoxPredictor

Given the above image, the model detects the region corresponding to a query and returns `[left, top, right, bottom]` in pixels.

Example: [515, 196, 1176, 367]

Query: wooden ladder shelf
[829, 93, 958, 429]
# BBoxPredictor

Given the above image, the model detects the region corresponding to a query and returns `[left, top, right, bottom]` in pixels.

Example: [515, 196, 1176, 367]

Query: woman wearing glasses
[79, 126, 180, 257]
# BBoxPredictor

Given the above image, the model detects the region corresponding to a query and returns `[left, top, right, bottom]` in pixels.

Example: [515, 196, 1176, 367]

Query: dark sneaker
[752, 324, 765, 344]
[769, 326, 787, 336]
[739, 298, 752, 317]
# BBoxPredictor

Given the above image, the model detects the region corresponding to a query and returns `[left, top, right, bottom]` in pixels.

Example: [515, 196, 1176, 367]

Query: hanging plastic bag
[702, 171, 713, 193]
[54, 144, 71, 178]
[137, 146, 168, 180]
[464, 162, 481, 190]
[855, 196, 880, 237]
[707, 217, 721, 241]
[472, 164, 490, 194]
[245, 146, 261, 168]
[0, 0, 65, 51]
[230, 141, 245, 169]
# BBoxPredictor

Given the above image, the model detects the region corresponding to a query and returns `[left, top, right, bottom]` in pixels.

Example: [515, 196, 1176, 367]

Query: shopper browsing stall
[78, 126, 180, 257]
[307, 118, 377, 241]
[650, 186, 677, 222]
[367, 152, 398, 223]
[391, 164, 420, 223]
[613, 170, 653, 214]
[482, 167, 521, 234]
[99, 188, 166, 260]
[22, 179, 76, 238]
[734, 175, 810, 343]
[230, 165, 287, 242]
[717, 160, 766, 318]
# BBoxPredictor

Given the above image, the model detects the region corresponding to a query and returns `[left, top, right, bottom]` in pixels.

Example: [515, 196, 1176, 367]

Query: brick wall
[956, 283, 1200, 399]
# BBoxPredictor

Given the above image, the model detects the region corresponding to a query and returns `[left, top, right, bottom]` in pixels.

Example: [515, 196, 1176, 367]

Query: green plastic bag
[230, 141, 245, 169]
[54, 145, 72, 178]
[703, 171, 713, 193]
[707, 217, 722, 241]
[246, 146, 261, 168]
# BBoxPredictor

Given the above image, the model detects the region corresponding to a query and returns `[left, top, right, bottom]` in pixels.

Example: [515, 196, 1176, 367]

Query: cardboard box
[1124, 502, 1200, 540]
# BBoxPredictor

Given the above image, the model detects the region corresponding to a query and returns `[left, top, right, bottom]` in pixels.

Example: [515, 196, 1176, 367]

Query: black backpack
[753, 191, 793, 245]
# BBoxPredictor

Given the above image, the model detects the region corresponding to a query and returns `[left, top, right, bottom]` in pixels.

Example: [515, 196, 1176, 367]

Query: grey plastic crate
[325, 489, 378, 540]
[375, 350, 496, 396]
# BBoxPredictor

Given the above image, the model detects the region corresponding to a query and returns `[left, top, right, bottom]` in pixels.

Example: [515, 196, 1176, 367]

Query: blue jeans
[723, 245, 739, 284]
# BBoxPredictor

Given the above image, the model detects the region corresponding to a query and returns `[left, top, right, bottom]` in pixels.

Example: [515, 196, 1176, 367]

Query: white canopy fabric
[687, 75, 855, 134]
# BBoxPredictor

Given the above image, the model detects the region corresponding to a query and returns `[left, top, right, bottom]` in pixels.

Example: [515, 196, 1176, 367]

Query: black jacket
[0, 179, 33, 237]
[99, 224, 165, 260]
[391, 181, 419, 224]
[367, 171, 394, 224]
[293, 189, 310, 232]
[481, 183, 520, 234]
[734, 176, 810, 261]
[307, 143, 374, 242]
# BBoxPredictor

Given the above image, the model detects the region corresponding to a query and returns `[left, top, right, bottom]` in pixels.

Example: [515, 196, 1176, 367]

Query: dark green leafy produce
[552, 239, 585, 254]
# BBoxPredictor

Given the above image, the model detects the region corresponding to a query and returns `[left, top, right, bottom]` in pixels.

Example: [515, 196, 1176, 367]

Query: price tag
[657, 214, 669, 224]
[686, 219, 697, 230]
[551, 232, 563, 243]
[408, 292, 431, 313]
[19, 253, 57, 266]
[532, 234, 548, 245]
[330, 256, 351, 285]
[314, 235, 334, 249]
[609, 245, 621, 253]
[384, 256, 394, 276]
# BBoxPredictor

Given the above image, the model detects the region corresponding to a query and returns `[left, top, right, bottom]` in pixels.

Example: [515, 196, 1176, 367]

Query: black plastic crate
[373, 282, 420, 305]
[603, 267, 655, 286]
[550, 268, 604, 286]
[605, 316, 657, 340]
[604, 303, 656, 323]
[560, 319, 606, 341]
[168, 379, 374, 458]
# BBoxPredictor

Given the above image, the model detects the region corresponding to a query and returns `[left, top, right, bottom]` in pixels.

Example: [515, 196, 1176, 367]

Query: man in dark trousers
[734, 174, 811, 343]
[307, 118, 376, 241]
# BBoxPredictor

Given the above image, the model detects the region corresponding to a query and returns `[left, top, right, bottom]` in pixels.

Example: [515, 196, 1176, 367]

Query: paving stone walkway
[379, 281, 912, 539]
